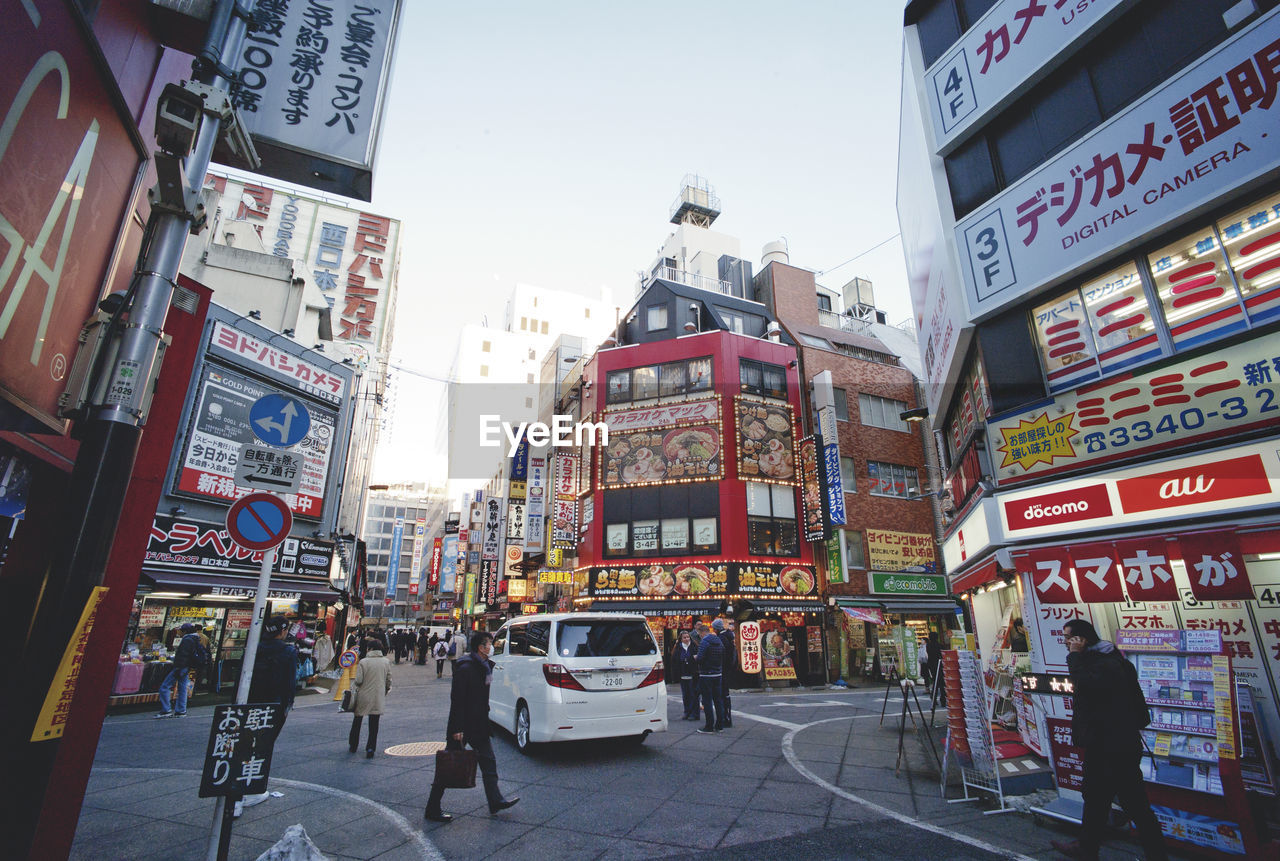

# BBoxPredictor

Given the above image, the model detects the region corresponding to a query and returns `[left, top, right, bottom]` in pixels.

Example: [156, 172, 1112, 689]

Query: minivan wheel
[627, 730, 650, 746]
[515, 704, 532, 754]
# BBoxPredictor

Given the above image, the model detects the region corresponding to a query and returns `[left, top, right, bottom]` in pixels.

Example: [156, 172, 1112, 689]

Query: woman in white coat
[349, 638, 392, 758]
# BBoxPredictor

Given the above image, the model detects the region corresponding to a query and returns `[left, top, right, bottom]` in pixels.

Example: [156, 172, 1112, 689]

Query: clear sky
[367, 1, 913, 484]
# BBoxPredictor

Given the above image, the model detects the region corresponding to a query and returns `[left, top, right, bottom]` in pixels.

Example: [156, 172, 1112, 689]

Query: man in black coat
[713, 618, 735, 729]
[694, 622, 725, 734]
[1055, 619, 1167, 861]
[236, 616, 297, 817]
[423, 631, 519, 823]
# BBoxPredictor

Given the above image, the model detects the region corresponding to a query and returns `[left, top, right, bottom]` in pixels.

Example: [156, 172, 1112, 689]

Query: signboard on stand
[198, 703, 286, 797]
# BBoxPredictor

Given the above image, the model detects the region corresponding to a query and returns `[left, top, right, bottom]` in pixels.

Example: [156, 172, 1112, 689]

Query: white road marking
[758, 700, 856, 708]
[97, 767, 443, 860]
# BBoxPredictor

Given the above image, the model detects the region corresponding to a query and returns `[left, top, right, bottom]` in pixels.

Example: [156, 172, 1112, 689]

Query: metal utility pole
[1, 2, 259, 856]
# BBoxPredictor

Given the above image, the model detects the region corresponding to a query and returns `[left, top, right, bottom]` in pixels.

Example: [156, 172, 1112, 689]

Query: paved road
[72, 662, 1175, 860]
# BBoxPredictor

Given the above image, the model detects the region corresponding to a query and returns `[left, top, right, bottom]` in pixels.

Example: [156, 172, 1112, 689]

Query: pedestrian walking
[432, 638, 449, 678]
[693, 621, 724, 734]
[156, 623, 206, 718]
[446, 631, 458, 673]
[713, 618, 734, 729]
[416, 628, 430, 665]
[1052, 619, 1167, 861]
[423, 631, 519, 823]
[348, 638, 392, 758]
[670, 630, 700, 721]
[236, 616, 298, 816]
[923, 632, 942, 687]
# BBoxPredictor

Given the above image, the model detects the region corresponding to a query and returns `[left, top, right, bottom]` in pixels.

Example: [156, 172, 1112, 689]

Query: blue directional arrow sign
[249, 393, 311, 448]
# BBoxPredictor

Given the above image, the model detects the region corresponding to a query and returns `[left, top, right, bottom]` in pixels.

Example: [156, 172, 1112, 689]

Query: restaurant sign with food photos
[736, 397, 796, 484]
[599, 398, 723, 488]
[586, 562, 730, 598]
[734, 564, 816, 598]
[797, 435, 828, 542]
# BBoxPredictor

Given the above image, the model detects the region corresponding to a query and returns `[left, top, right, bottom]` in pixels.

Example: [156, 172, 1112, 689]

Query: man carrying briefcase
[423, 630, 519, 823]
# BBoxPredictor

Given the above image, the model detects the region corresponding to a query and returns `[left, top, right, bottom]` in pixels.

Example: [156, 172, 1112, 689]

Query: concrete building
[361, 483, 449, 622]
[899, 0, 1280, 844]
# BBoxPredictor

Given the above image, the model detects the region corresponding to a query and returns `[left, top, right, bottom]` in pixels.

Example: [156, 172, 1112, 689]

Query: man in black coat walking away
[423, 631, 519, 823]
[1053, 619, 1167, 861]
[713, 618, 734, 729]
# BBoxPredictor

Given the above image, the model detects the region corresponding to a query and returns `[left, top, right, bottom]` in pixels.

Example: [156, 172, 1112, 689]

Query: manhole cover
[384, 741, 446, 757]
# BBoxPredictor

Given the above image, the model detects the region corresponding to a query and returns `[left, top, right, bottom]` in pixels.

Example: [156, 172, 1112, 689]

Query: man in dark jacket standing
[713, 618, 734, 729]
[156, 623, 205, 717]
[694, 622, 725, 734]
[1056, 619, 1167, 861]
[423, 631, 519, 823]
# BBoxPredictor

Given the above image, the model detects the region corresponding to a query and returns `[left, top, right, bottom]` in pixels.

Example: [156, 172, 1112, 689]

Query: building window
[868, 461, 920, 498]
[840, 456, 856, 493]
[481, 340, 491, 352]
[606, 370, 631, 404]
[659, 362, 687, 396]
[633, 366, 658, 400]
[520, 317, 527, 331]
[843, 529, 866, 570]
[722, 310, 746, 334]
[858, 393, 910, 431]
[817, 293, 833, 312]
[602, 485, 719, 557]
[746, 481, 799, 556]
[527, 373, 535, 384]
[585, 307, 590, 318]
[832, 387, 849, 422]
[647, 305, 668, 331]
[479, 365, 489, 377]
[740, 359, 787, 399]
[604, 358, 714, 405]
[541, 320, 549, 334]
[604, 523, 629, 557]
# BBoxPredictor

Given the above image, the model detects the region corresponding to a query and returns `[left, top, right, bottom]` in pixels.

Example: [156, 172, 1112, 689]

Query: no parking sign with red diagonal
[226, 493, 293, 551]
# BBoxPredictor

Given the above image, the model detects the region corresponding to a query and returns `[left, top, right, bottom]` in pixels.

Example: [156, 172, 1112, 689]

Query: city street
[72, 663, 1172, 860]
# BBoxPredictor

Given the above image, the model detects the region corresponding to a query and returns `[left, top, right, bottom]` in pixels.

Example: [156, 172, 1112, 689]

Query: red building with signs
[571, 295, 826, 686]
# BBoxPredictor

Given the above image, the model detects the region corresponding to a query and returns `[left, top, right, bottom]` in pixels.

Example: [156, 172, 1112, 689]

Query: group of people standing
[669, 619, 735, 733]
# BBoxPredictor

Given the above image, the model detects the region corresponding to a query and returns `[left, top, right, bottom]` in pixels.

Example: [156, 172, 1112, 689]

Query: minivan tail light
[542, 663, 587, 691]
[637, 660, 664, 688]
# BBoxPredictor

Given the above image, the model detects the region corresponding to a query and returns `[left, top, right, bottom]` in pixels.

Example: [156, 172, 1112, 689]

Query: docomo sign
[1000, 440, 1279, 539]
[738, 621, 762, 674]
[0, 2, 146, 429]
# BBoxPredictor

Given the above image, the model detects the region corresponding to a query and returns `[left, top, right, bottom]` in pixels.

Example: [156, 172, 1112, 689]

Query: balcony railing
[818, 308, 873, 333]
[649, 265, 734, 296]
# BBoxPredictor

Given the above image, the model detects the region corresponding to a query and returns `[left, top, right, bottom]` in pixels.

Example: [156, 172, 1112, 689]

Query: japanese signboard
[177, 364, 336, 518]
[955, 14, 1280, 320]
[1045, 717, 1085, 792]
[1177, 530, 1252, 601]
[408, 518, 426, 595]
[761, 620, 797, 681]
[825, 531, 845, 585]
[439, 534, 458, 593]
[798, 436, 826, 542]
[738, 620, 762, 674]
[603, 397, 720, 431]
[0, 1, 147, 430]
[866, 529, 936, 573]
[601, 423, 721, 487]
[1022, 568, 1097, 672]
[990, 340, 1280, 482]
[736, 397, 796, 484]
[734, 564, 816, 598]
[206, 175, 400, 356]
[925, 0, 1128, 151]
[427, 535, 442, 590]
[385, 516, 404, 596]
[525, 455, 547, 553]
[587, 562, 729, 598]
[234, 445, 304, 495]
[210, 322, 346, 403]
[144, 516, 333, 581]
[232, 1, 403, 200]
[551, 454, 578, 550]
[481, 496, 504, 562]
[199, 703, 286, 798]
[31, 587, 107, 741]
[868, 572, 948, 597]
[818, 406, 846, 526]
[506, 499, 526, 541]
[998, 439, 1280, 540]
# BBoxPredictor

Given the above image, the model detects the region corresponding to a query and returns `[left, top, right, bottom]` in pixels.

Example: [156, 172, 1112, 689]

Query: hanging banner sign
[1178, 530, 1252, 601]
[408, 518, 426, 595]
[525, 455, 547, 553]
[1069, 542, 1125, 604]
[798, 435, 826, 542]
[551, 454, 578, 550]
[385, 517, 404, 596]
[1114, 536, 1178, 602]
[31, 587, 108, 741]
[1022, 547, 1078, 604]
[439, 534, 458, 593]
[818, 406, 846, 526]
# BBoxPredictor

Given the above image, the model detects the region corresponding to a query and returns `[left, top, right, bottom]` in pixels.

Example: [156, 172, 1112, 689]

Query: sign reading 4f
[249, 393, 311, 447]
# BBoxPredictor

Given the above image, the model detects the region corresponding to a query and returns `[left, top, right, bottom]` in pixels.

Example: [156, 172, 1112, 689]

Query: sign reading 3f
[249, 393, 311, 448]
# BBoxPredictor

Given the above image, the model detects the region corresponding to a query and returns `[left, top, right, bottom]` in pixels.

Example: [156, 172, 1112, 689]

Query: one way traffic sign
[235, 444, 303, 495]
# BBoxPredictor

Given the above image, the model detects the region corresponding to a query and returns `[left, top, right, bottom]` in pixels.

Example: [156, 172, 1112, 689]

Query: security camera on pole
[205, 392, 310, 861]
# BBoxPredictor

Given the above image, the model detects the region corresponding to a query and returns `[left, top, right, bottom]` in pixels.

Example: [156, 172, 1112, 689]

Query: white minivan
[488, 613, 667, 752]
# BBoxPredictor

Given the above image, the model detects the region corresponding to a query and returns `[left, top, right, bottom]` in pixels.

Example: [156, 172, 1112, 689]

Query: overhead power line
[817, 233, 901, 277]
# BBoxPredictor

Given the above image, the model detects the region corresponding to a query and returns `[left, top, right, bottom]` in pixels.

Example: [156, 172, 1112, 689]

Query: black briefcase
[434, 746, 477, 789]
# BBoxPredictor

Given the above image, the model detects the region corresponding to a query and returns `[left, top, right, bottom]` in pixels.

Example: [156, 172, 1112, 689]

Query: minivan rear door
[553, 618, 661, 718]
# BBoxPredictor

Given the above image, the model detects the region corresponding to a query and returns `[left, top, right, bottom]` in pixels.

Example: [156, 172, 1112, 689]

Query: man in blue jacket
[694, 622, 725, 734]
[713, 618, 735, 729]
[424, 631, 519, 823]
[156, 623, 206, 718]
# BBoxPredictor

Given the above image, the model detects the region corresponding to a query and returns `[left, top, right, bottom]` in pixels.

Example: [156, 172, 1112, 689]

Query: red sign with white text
[1115, 454, 1271, 514]
[0, 2, 147, 429]
[1179, 531, 1252, 602]
[1004, 483, 1112, 532]
[1022, 548, 1078, 604]
[1070, 542, 1125, 604]
[1114, 537, 1179, 602]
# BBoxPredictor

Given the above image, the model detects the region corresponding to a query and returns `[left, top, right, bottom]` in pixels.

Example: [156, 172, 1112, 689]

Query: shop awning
[876, 598, 960, 614]
[141, 570, 338, 603]
[950, 555, 1001, 594]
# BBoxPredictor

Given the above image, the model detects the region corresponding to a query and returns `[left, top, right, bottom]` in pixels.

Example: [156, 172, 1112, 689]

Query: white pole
[207, 544, 277, 861]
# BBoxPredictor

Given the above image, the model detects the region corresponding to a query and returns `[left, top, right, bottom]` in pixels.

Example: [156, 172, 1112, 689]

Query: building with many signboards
[899, 0, 1280, 847]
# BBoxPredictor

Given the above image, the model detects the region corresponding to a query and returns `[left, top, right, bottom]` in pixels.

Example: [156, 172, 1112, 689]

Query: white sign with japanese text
[955, 12, 1280, 319]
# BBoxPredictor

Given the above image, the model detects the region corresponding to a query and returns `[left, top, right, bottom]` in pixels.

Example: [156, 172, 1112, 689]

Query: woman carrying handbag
[348, 638, 392, 758]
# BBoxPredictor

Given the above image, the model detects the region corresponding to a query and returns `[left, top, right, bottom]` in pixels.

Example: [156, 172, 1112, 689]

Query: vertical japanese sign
[233, 0, 403, 200]
[385, 516, 404, 598]
[408, 517, 426, 595]
[525, 454, 548, 553]
[479, 496, 504, 604]
[198, 704, 286, 797]
[818, 406, 846, 526]
[798, 435, 827, 542]
[428, 536, 443, 589]
[31, 587, 108, 741]
[439, 534, 458, 593]
[0, 0, 147, 430]
[551, 453, 579, 550]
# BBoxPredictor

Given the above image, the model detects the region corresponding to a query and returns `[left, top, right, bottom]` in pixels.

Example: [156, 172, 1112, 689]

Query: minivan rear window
[556, 620, 656, 658]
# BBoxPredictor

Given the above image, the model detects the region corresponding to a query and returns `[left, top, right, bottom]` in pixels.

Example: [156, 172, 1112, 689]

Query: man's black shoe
[489, 797, 519, 814]
[423, 810, 453, 823]
[696, 727, 716, 734]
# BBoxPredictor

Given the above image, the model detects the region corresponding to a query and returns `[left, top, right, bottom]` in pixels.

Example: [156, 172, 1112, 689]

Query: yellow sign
[32, 587, 109, 741]
[866, 530, 935, 572]
[333, 660, 358, 701]
[547, 548, 564, 569]
[508, 578, 530, 600]
[995, 411, 1079, 471]
[764, 666, 797, 681]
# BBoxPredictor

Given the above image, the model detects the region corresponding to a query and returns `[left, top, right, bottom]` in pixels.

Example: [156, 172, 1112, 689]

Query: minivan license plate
[600, 672, 623, 688]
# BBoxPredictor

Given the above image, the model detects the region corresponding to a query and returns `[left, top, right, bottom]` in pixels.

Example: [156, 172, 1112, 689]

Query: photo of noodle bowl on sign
[602, 424, 721, 487]
[590, 563, 729, 597]
[737, 399, 796, 482]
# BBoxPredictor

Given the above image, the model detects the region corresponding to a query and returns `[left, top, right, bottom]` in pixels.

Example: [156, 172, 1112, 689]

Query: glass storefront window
[1148, 227, 1245, 350]
[1079, 261, 1161, 374]
[1217, 190, 1280, 325]
[1032, 289, 1099, 392]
